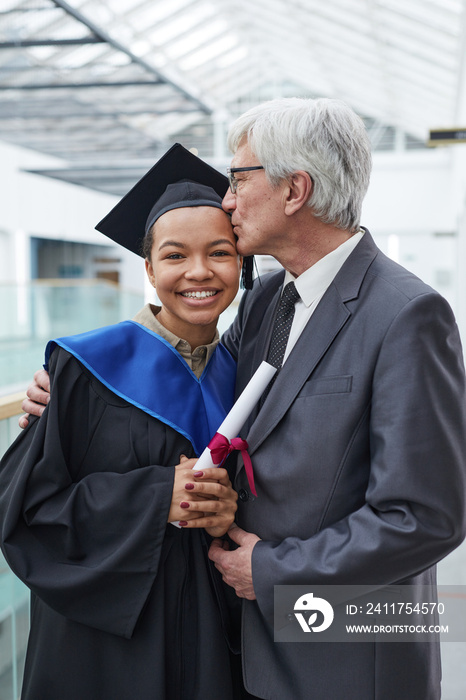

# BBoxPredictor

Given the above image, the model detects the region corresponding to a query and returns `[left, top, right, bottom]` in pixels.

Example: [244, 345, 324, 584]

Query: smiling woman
[146, 205, 241, 350]
[0, 145, 245, 700]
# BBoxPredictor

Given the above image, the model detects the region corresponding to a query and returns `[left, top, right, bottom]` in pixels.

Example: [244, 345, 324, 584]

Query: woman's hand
[178, 466, 238, 538]
[168, 458, 207, 523]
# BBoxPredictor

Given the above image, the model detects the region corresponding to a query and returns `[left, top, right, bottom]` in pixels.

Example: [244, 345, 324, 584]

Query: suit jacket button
[238, 488, 249, 502]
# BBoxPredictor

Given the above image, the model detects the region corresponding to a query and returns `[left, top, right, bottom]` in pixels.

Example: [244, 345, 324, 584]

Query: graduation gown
[0, 321, 238, 700]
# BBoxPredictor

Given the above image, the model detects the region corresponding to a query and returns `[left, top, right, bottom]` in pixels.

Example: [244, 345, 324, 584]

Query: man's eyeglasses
[226, 166, 264, 194]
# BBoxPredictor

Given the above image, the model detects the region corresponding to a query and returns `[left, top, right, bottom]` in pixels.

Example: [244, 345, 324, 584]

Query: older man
[208, 98, 466, 699]
[20, 98, 466, 700]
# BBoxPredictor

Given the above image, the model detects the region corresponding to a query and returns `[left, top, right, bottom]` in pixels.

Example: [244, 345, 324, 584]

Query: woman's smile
[180, 288, 219, 300]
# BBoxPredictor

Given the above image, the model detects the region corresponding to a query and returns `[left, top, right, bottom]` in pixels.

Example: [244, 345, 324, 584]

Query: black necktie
[260, 281, 300, 407]
[267, 281, 300, 370]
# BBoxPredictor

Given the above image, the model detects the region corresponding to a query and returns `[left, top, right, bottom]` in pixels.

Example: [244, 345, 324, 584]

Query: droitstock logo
[275, 585, 466, 642]
[294, 592, 334, 633]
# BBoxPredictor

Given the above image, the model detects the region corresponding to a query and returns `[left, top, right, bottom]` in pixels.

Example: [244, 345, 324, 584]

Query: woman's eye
[211, 250, 231, 257]
[166, 253, 184, 260]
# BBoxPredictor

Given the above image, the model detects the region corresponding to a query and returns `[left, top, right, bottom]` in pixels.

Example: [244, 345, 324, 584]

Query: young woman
[0, 146, 246, 700]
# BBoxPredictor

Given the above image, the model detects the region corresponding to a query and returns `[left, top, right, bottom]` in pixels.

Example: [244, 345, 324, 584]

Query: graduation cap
[95, 143, 254, 289]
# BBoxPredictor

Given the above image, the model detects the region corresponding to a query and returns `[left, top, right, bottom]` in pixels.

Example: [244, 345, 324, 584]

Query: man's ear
[145, 258, 156, 288]
[284, 171, 313, 216]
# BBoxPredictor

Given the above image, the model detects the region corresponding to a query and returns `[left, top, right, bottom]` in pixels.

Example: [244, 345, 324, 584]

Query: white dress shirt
[282, 230, 364, 364]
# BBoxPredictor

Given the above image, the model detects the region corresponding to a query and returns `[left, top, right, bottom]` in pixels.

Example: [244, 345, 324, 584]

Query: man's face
[222, 140, 287, 259]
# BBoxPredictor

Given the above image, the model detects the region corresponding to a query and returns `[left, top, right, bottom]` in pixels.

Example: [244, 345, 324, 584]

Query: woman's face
[145, 206, 241, 342]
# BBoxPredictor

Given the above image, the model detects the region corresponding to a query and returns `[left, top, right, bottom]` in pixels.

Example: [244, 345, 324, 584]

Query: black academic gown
[0, 347, 237, 700]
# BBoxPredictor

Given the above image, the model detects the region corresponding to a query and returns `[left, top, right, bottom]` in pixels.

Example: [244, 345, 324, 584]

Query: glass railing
[0, 280, 145, 394]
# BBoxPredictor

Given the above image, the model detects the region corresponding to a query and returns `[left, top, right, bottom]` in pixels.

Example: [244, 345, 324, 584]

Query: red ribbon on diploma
[208, 432, 257, 497]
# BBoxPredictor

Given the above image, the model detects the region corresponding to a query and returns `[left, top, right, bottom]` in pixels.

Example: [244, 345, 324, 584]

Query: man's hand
[208, 524, 260, 599]
[19, 369, 51, 429]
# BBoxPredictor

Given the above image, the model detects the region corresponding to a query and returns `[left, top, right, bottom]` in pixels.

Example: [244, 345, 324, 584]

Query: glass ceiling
[1, 0, 465, 195]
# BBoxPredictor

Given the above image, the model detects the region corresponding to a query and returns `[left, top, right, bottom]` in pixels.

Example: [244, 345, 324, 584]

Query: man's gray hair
[227, 97, 372, 232]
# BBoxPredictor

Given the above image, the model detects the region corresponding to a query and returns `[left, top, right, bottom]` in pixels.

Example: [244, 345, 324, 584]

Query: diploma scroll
[195, 360, 276, 470]
[171, 361, 276, 527]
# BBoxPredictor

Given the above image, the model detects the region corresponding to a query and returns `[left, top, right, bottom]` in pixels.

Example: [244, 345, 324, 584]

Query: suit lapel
[244, 230, 379, 454]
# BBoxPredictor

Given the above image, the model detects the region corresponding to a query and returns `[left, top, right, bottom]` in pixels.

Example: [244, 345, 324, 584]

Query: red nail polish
[193, 471, 203, 477]
[180, 502, 190, 508]
[179, 521, 188, 527]
[185, 483, 194, 490]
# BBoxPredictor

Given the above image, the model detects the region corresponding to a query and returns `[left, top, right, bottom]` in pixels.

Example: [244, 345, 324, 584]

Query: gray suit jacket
[222, 231, 466, 700]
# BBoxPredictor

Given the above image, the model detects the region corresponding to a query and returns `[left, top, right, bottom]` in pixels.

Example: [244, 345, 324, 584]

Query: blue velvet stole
[44, 320, 236, 456]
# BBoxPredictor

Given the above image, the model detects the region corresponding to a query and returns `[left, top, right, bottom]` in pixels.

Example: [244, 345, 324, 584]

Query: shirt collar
[284, 230, 364, 307]
[132, 303, 219, 372]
